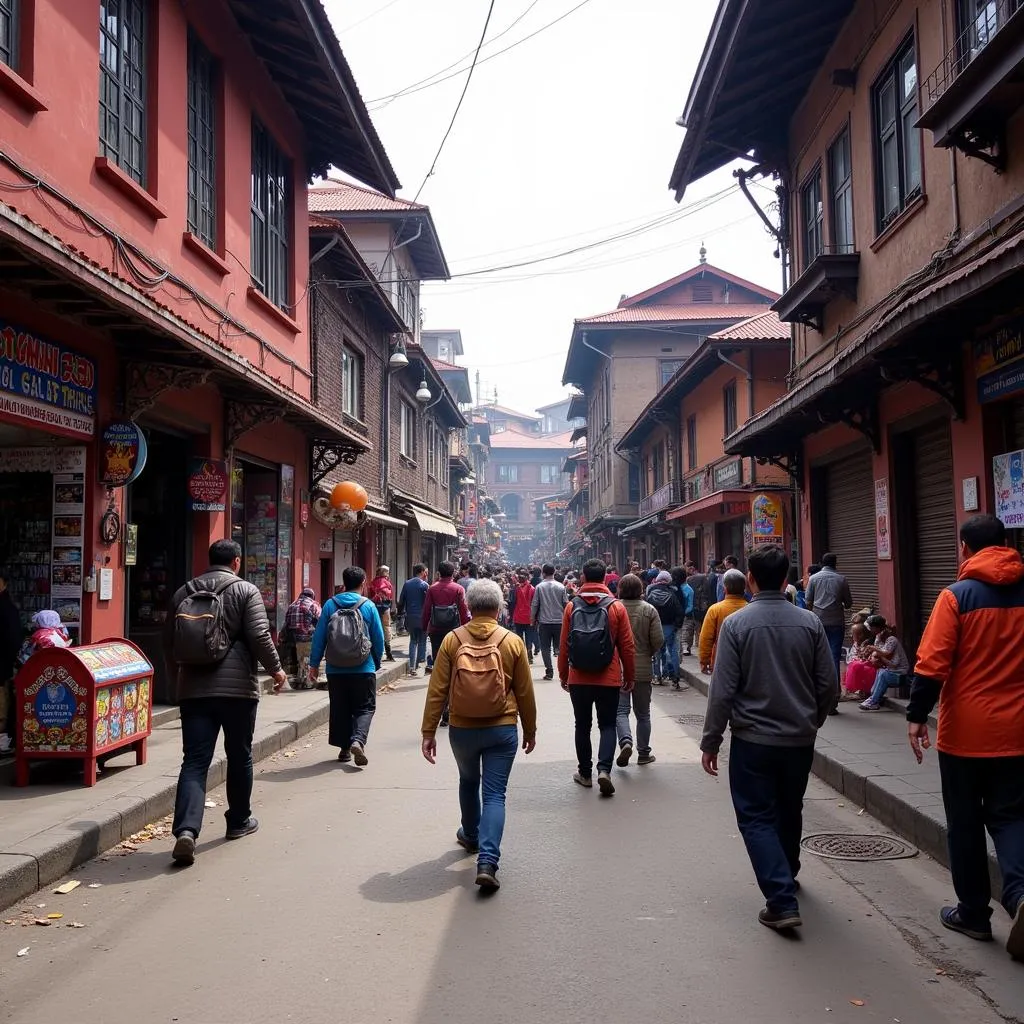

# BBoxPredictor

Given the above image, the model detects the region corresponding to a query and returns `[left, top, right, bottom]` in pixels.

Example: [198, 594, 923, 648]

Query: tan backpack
[448, 626, 511, 718]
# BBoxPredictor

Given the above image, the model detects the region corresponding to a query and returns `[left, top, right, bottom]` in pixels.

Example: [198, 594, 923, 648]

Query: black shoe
[338, 749, 352, 762]
[225, 816, 260, 841]
[829, 706, 840, 715]
[759, 907, 802, 930]
[475, 863, 500, 892]
[350, 740, 368, 767]
[543, 671, 553, 680]
[172, 831, 196, 866]
[616, 743, 633, 767]
[1007, 898, 1024, 960]
[385, 652, 396, 662]
[456, 829, 479, 854]
[939, 906, 993, 942]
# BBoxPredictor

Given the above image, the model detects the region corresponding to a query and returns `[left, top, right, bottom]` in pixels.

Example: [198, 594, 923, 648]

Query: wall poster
[994, 449, 1024, 527]
[874, 478, 891, 560]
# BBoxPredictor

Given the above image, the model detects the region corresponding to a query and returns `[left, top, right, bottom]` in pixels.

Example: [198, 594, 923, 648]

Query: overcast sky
[324, 0, 780, 415]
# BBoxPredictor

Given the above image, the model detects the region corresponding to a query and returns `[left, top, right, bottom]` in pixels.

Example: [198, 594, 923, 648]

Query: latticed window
[99, 0, 148, 186]
[187, 30, 217, 248]
[0, 0, 18, 70]
[250, 119, 290, 308]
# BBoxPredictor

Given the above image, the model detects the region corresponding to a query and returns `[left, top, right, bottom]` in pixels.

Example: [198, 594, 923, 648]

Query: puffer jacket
[165, 566, 281, 701]
[619, 598, 664, 684]
[557, 582, 636, 686]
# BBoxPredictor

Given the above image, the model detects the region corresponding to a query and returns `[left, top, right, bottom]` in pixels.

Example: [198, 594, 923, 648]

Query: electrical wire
[412, 0, 497, 202]
[337, 0, 405, 34]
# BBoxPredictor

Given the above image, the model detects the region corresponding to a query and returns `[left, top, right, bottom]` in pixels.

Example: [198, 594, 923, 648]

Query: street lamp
[389, 337, 410, 371]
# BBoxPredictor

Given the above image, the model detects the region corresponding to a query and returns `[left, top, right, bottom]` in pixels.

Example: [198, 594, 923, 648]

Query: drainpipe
[393, 222, 423, 251]
[717, 348, 755, 485]
[939, 0, 961, 239]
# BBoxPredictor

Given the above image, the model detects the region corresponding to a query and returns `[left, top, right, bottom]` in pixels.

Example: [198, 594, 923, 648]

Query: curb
[0, 662, 408, 912]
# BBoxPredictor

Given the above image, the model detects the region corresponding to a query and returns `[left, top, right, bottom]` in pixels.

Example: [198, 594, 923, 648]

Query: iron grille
[0, 0, 17, 70]
[187, 29, 217, 249]
[99, 0, 148, 186]
[250, 118, 290, 308]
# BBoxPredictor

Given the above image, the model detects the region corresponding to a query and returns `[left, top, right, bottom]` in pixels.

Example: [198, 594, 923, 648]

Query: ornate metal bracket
[816, 398, 881, 453]
[950, 127, 1005, 173]
[225, 400, 283, 452]
[310, 439, 363, 488]
[879, 349, 966, 420]
[756, 452, 803, 488]
[124, 362, 212, 419]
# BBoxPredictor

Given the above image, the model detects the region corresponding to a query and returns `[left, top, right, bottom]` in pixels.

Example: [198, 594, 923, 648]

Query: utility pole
[475, 370, 481, 408]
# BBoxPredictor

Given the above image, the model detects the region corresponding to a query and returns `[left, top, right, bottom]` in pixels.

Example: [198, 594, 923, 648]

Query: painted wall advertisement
[875, 478, 891, 559]
[974, 319, 1024, 403]
[0, 322, 97, 438]
[750, 492, 784, 546]
[993, 448, 1024, 528]
[187, 459, 229, 513]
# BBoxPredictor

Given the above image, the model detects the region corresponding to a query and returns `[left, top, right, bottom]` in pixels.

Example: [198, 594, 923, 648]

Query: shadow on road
[360, 848, 470, 904]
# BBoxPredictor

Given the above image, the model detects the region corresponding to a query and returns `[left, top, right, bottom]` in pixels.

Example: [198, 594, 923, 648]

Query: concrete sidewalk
[0, 661, 407, 910]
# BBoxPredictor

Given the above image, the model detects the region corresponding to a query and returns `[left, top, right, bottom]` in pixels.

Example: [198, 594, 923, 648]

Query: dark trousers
[327, 673, 377, 749]
[537, 622, 561, 674]
[569, 684, 620, 775]
[173, 696, 258, 838]
[939, 751, 1024, 927]
[512, 623, 537, 656]
[823, 624, 844, 705]
[728, 735, 814, 915]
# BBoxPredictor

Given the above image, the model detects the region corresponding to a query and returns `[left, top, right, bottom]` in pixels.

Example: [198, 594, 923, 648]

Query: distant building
[421, 329, 464, 365]
[474, 403, 542, 435]
[535, 397, 584, 435]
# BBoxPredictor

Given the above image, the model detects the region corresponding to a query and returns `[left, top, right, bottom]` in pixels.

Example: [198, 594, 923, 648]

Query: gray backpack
[325, 597, 373, 667]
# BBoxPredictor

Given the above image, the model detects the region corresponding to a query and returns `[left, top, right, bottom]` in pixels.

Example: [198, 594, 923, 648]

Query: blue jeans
[655, 624, 679, 680]
[448, 724, 519, 869]
[823, 623, 844, 701]
[728, 735, 814, 915]
[868, 668, 901, 705]
[407, 627, 427, 671]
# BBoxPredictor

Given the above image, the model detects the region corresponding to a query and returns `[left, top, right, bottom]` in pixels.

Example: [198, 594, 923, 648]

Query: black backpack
[172, 575, 240, 666]
[566, 595, 616, 672]
[647, 586, 679, 623]
[430, 603, 461, 632]
[325, 596, 373, 667]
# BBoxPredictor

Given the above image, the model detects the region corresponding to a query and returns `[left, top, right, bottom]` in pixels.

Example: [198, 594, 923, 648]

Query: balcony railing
[639, 479, 680, 517]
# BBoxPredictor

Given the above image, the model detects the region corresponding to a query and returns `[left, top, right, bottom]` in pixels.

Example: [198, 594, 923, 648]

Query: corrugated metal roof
[309, 179, 425, 213]
[577, 303, 772, 325]
[708, 309, 789, 342]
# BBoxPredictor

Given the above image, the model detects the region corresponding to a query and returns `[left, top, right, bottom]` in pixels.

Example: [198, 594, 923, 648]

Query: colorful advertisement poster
[51, 467, 85, 639]
[187, 458, 229, 512]
[0, 322, 97, 437]
[875, 478, 892, 559]
[994, 449, 1024, 528]
[465, 485, 478, 528]
[974, 320, 1024, 403]
[100, 421, 147, 486]
[750, 493, 784, 546]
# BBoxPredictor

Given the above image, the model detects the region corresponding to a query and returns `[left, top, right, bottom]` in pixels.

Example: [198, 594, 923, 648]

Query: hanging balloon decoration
[330, 481, 369, 512]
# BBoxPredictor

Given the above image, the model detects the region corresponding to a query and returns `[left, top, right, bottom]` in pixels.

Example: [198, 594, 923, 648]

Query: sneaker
[672, 679, 682, 690]
[385, 653, 396, 662]
[338, 749, 352, 762]
[527, 656, 534, 665]
[350, 740, 368, 767]
[597, 770, 615, 797]
[475, 863, 500, 892]
[638, 753, 656, 765]
[572, 771, 593, 788]
[1007, 898, 1024, 960]
[858, 700, 882, 712]
[455, 828, 479, 854]
[939, 905, 993, 942]
[171, 831, 196, 866]
[683, 649, 692, 657]
[616, 743, 633, 767]
[759, 907, 802, 930]
[225, 816, 260, 841]
[653, 676, 663, 686]
[543, 671, 553, 680]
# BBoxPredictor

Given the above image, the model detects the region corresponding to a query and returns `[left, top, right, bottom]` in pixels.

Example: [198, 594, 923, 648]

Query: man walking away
[511, 571, 536, 664]
[368, 566, 396, 661]
[805, 553, 852, 713]
[421, 579, 537, 892]
[531, 563, 566, 680]
[700, 545, 835, 931]
[558, 558, 635, 796]
[716, 555, 741, 601]
[308, 566, 385, 766]
[906, 514, 1024, 960]
[698, 570, 749, 674]
[166, 540, 286, 866]
[423, 561, 471, 725]
[398, 564, 429, 676]
[646, 570, 684, 688]
[284, 587, 321, 688]
[672, 566, 696, 658]
[689, 566, 717, 640]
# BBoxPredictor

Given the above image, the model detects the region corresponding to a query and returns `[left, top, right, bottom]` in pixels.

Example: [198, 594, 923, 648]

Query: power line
[369, 0, 595, 108]
[337, 0, 405, 33]
[413, 0, 497, 202]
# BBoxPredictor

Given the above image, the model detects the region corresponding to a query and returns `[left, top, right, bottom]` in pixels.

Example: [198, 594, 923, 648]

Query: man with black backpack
[166, 539, 286, 867]
[422, 561, 470, 725]
[308, 565, 385, 765]
[558, 558, 635, 796]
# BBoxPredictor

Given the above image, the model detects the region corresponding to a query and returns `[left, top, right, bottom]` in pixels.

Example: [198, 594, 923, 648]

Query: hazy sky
[324, 0, 781, 415]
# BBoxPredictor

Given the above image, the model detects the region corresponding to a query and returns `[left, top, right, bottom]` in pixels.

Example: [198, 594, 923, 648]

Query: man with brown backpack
[421, 578, 536, 893]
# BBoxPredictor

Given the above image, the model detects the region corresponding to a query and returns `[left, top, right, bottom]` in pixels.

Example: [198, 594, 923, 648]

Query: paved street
[1, 669, 1020, 1024]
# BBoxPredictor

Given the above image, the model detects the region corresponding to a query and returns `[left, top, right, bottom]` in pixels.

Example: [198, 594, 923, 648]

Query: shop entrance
[126, 429, 190, 703]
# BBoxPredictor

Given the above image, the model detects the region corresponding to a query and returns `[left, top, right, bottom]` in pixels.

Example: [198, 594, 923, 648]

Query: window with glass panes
[829, 128, 855, 253]
[250, 119, 290, 308]
[400, 401, 416, 458]
[342, 346, 362, 419]
[723, 380, 738, 437]
[497, 464, 518, 483]
[540, 464, 560, 485]
[438, 430, 449, 486]
[187, 30, 217, 249]
[873, 38, 922, 231]
[426, 421, 437, 477]
[659, 359, 684, 388]
[801, 168, 824, 267]
[0, 0, 18, 69]
[99, 0, 148, 186]
[686, 415, 697, 470]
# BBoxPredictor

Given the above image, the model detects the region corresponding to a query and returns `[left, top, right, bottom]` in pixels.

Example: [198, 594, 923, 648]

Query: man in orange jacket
[558, 558, 635, 797]
[907, 514, 1024, 960]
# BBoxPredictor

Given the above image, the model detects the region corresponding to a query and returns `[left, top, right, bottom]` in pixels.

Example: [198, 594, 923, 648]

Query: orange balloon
[330, 480, 368, 512]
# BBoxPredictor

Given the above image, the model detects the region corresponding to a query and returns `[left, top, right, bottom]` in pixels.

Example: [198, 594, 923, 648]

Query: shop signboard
[465, 484, 478, 528]
[714, 459, 742, 490]
[0, 322, 97, 437]
[751, 492, 784, 546]
[100, 421, 147, 486]
[875, 478, 892, 559]
[993, 448, 1024, 527]
[187, 459, 229, 512]
[974, 319, 1024, 403]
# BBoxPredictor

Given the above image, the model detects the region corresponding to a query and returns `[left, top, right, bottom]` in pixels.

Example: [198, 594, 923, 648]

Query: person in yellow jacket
[699, 569, 749, 673]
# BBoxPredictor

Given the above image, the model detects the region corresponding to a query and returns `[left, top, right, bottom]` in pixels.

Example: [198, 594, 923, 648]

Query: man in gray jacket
[805, 552, 853, 712]
[700, 544, 835, 932]
[531, 563, 566, 680]
[165, 539, 286, 866]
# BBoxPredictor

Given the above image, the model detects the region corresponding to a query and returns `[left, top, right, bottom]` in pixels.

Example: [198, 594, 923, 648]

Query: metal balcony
[638, 480, 680, 517]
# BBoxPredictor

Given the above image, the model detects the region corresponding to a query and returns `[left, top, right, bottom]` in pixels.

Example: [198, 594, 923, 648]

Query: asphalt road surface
[2, 669, 1021, 1024]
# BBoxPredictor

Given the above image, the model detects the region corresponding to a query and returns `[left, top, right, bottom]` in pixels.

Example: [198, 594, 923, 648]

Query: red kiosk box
[15, 638, 154, 787]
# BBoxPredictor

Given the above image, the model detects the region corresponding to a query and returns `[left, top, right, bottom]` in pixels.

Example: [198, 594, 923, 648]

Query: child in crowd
[17, 610, 71, 664]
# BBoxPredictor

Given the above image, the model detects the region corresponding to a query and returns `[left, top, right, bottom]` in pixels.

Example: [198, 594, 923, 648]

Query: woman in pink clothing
[842, 622, 875, 699]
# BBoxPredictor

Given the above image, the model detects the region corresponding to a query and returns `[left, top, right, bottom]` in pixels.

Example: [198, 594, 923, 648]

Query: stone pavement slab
[0, 662, 406, 910]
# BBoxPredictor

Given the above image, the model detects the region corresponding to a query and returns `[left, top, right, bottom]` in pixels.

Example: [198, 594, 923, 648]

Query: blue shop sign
[975, 320, 1024, 404]
[34, 680, 77, 729]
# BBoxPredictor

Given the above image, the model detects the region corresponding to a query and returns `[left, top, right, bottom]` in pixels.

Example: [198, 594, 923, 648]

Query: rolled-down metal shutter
[1011, 400, 1024, 450]
[912, 421, 959, 634]
[825, 451, 878, 615]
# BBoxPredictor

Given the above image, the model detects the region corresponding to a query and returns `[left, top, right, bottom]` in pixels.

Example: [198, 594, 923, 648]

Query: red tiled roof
[489, 427, 578, 450]
[617, 263, 779, 307]
[308, 213, 341, 229]
[309, 178, 426, 214]
[708, 309, 789, 342]
[430, 357, 463, 371]
[577, 303, 772, 325]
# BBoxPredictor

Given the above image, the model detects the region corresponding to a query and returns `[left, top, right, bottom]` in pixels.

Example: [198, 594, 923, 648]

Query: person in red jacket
[558, 558, 635, 797]
[907, 514, 1024, 959]
[511, 570, 536, 665]
[422, 561, 471, 725]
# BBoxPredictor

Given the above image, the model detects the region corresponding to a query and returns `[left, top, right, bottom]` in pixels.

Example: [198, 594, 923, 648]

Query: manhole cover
[676, 714, 706, 726]
[800, 833, 918, 861]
